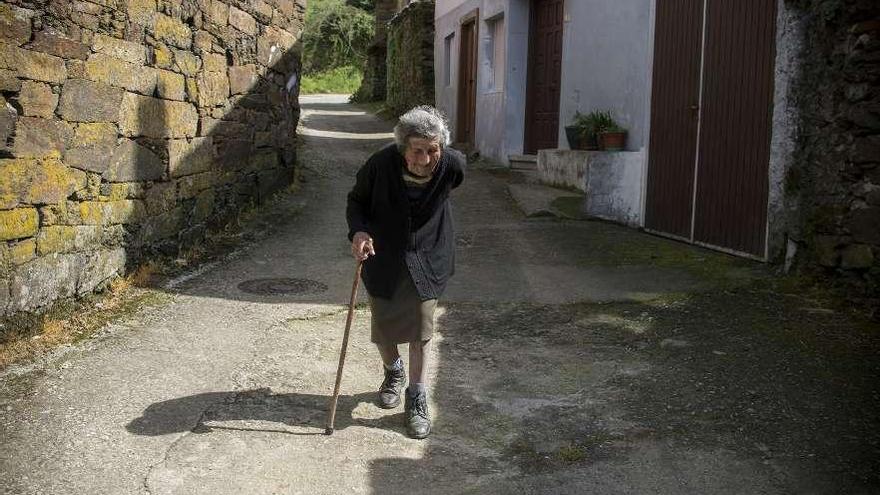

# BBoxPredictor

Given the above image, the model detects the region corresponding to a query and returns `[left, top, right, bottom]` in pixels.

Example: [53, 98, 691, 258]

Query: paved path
[1, 94, 878, 494]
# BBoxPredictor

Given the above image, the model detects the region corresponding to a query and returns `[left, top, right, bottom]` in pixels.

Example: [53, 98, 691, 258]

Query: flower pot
[564, 125, 582, 150]
[599, 131, 627, 151]
[582, 131, 599, 150]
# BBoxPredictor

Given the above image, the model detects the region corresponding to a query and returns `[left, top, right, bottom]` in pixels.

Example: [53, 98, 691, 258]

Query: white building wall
[558, 0, 654, 151]
[436, 0, 521, 165]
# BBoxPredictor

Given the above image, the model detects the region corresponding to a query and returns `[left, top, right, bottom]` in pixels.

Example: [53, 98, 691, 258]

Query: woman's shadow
[126, 388, 405, 437]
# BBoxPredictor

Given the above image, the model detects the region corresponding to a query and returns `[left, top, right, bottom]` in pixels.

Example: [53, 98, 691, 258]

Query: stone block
[64, 145, 114, 174]
[229, 6, 257, 35]
[851, 135, 880, 164]
[0, 43, 67, 84]
[153, 43, 173, 69]
[93, 33, 146, 64]
[73, 122, 117, 147]
[193, 188, 214, 221]
[18, 81, 58, 118]
[0, 68, 20, 91]
[207, 0, 229, 26]
[118, 92, 198, 138]
[253, 0, 273, 21]
[177, 171, 216, 199]
[813, 235, 841, 267]
[228, 64, 258, 95]
[104, 139, 166, 182]
[79, 199, 146, 225]
[66, 59, 86, 79]
[58, 79, 125, 123]
[11, 117, 73, 158]
[193, 30, 215, 52]
[0, 156, 86, 208]
[173, 49, 202, 76]
[276, 0, 295, 17]
[100, 182, 147, 200]
[847, 206, 880, 244]
[84, 53, 157, 94]
[1, 238, 36, 266]
[196, 70, 229, 107]
[155, 14, 192, 49]
[78, 248, 127, 294]
[215, 139, 251, 169]
[9, 253, 82, 312]
[203, 52, 226, 72]
[144, 181, 176, 214]
[185, 76, 199, 104]
[36, 225, 102, 255]
[28, 30, 90, 60]
[257, 27, 297, 67]
[141, 206, 180, 241]
[0, 208, 38, 241]
[38, 200, 80, 226]
[126, 0, 157, 26]
[0, 5, 32, 46]
[169, 137, 215, 178]
[156, 69, 186, 101]
[841, 244, 875, 269]
[1, 99, 16, 154]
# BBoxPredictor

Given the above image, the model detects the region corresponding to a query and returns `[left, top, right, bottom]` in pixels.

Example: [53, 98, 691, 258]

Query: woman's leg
[405, 339, 432, 439]
[408, 339, 431, 393]
[376, 343, 401, 367]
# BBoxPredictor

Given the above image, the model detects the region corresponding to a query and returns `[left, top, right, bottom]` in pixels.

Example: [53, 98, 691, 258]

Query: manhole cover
[237, 278, 328, 295]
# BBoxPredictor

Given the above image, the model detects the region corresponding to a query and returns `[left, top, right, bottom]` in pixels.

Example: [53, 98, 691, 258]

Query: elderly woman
[346, 105, 465, 439]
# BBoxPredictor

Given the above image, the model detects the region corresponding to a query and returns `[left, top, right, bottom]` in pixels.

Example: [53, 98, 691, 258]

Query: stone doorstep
[508, 154, 537, 171]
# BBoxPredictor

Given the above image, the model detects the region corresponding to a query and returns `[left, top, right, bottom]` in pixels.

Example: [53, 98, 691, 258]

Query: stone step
[508, 154, 537, 170]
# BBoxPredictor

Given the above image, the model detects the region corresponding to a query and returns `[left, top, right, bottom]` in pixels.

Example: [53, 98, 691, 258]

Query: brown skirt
[368, 266, 437, 344]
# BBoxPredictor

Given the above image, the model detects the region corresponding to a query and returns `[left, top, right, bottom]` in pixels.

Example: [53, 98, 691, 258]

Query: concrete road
[1, 94, 878, 494]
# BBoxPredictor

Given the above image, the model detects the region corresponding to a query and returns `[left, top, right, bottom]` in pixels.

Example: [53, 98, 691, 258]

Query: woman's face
[404, 137, 442, 177]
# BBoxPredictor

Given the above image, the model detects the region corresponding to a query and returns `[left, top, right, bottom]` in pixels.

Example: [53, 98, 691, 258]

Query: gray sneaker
[404, 389, 431, 439]
[377, 365, 405, 409]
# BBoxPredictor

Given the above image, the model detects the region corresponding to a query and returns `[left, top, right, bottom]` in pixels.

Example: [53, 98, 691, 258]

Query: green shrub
[302, 0, 374, 75]
[300, 65, 364, 94]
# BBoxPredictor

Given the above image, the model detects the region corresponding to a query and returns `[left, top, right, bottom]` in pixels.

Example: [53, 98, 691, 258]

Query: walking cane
[325, 259, 364, 435]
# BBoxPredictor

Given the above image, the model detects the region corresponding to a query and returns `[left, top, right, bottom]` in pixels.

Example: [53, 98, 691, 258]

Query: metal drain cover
[237, 278, 328, 295]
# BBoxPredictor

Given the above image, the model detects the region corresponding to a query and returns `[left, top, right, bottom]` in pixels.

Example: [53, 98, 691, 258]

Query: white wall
[558, 0, 654, 151]
[435, 0, 516, 164]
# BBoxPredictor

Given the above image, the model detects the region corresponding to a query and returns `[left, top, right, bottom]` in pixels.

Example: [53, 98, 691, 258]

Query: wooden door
[645, 0, 777, 259]
[524, 0, 564, 154]
[693, 0, 777, 257]
[457, 17, 478, 146]
[644, 0, 704, 240]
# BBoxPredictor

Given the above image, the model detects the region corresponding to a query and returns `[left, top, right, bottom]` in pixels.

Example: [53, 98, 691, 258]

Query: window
[485, 16, 505, 91]
[444, 33, 454, 87]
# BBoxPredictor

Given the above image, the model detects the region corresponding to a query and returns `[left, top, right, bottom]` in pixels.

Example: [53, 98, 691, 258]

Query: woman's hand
[351, 231, 375, 261]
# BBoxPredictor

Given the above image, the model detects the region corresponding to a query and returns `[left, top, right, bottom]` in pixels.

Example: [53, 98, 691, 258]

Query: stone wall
[352, 0, 400, 102]
[385, 0, 434, 116]
[786, 0, 878, 310]
[0, 0, 305, 316]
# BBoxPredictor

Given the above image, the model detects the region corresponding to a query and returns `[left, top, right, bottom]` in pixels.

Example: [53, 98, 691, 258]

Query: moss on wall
[0, 0, 306, 315]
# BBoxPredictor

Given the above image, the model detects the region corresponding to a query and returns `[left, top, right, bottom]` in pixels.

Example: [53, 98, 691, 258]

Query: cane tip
[324, 427, 334, 435]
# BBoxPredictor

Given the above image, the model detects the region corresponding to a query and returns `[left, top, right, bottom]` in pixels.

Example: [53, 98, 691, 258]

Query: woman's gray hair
[393, 105, 451, 152]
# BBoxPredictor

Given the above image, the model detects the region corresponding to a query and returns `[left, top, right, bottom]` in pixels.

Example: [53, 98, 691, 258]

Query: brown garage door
[644, 0, 704, 240]
[646, 0, 777, 259]
[524, 0, 564, 154]
[693, 0, 777, 257]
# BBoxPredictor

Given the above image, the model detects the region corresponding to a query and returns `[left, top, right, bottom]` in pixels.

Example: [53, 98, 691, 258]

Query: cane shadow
[126, 388, 407, 437]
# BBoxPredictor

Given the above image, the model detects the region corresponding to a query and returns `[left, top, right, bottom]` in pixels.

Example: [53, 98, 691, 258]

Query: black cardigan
[346, 143, 465, 300]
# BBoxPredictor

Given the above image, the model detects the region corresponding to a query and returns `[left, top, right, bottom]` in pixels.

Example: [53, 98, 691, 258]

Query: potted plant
[564, 119, 583, 150]
[565, 111, 601, 150]
[593, 110, 627, 151]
